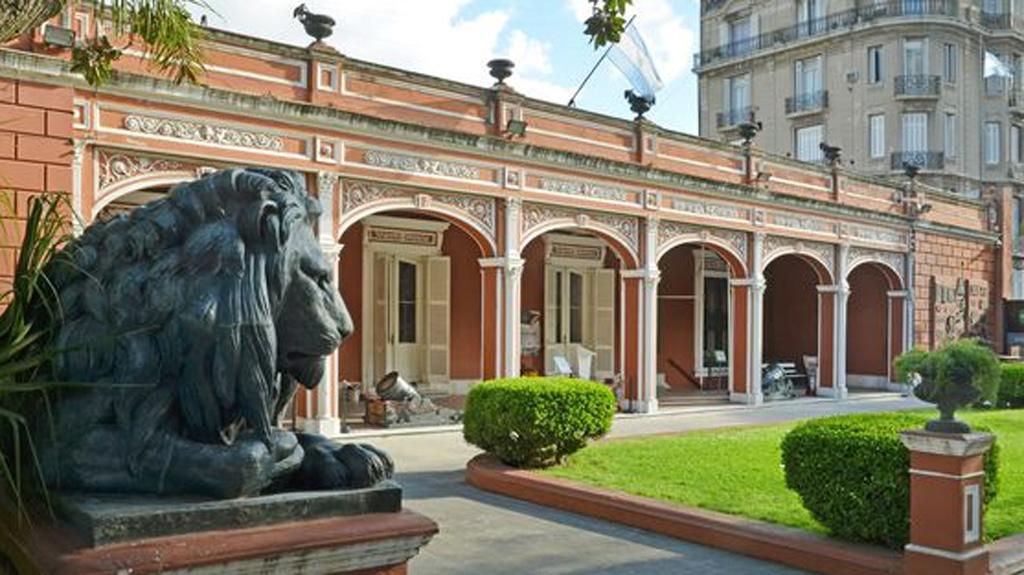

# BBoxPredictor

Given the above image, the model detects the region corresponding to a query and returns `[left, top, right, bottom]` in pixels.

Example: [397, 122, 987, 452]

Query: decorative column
[303, 171, 342, 436]
[834, 243, 850, 399]
[901, 430, 995, 575]
[747, 233, 766, 405]
[71, 138, 89, 234]
[502, 197, 523, 377]
[640, 217, 660, 413]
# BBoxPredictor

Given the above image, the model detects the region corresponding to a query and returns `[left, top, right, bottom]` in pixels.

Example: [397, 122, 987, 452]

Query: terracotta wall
[0, 80, 73, 290]
[442, 226, 482, 380]
[913, 232, 996, 349]
[338, 223, 364, 383]
[763, 256, 819, 366]
[657, 245, 696, 389]
[519, 239, 546, 374]
[847, 264, 890, 376]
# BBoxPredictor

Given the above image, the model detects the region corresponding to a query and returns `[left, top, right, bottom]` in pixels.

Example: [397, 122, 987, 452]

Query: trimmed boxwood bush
[463, 377, 616, 468]
[781, 413, 999, 549]
[998, 363, 1024, 408]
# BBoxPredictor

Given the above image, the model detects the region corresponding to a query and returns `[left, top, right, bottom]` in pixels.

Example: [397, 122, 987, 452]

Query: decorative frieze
[762, 235, 835, 274]
[845, 224, 908, 247]
[341, 180, 495, 237]
[657, 220, 748, 264]
[670, 198, 750, 221]
[768, 212, 837, 235]
[97, 151, 196, 190]
[123, 114, 285, 152]
[537, 176, 631, 202]
[521, 203, 639, 254]
[363, 149, 480, 180]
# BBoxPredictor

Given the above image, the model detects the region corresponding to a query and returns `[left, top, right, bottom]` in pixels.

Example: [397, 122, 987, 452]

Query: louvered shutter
[424, 256, 450, 385]
[372, 253, 390, 381]
[591, 269, 616, 379]
[544, 266, 562, 374]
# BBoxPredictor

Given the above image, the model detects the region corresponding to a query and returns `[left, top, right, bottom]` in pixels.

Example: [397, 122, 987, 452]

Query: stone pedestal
[1, 482, 437, 574]
[900, 430, 995, 575]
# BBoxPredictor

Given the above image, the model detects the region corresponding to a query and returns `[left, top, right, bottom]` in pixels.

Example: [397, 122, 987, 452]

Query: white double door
[371, 253, 450, 388]
[543, 265, 616, 379]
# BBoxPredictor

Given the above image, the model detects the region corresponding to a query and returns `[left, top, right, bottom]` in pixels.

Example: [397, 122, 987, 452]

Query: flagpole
[567, 14, 636, 108]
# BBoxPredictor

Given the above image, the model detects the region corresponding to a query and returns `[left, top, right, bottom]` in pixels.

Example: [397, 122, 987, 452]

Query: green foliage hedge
[781, 413, 1000, 549]
[463, 377, 617, 468]
[998, 363, 1024, 408]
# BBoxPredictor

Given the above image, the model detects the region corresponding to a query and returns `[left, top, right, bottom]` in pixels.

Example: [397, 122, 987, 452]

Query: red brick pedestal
[900, 430, 995, 575]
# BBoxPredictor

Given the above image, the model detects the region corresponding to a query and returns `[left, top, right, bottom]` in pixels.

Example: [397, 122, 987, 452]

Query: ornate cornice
[123, 114, 285, 152]
[768, 212, 837, 235]
[362, 149, 480, 180]
[670, 197, 750, 222]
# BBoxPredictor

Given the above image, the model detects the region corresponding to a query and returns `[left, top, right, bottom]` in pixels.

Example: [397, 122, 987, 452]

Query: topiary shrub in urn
[895, 338, 1000, 433]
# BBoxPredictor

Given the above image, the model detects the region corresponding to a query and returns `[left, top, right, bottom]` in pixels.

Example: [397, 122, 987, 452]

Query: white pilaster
[71, 138, 89, 234]
[748, 232, 765, 405]
[640, 217, 660, 414]
[835, 243, 850, 400]
[503, 197, 523, 377]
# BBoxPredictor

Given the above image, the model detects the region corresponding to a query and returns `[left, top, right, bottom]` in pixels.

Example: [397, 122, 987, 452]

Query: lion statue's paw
[294, 435, 394, 490]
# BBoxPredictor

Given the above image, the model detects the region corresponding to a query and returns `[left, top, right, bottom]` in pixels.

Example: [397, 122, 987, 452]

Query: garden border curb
[466, 453, 903, 575]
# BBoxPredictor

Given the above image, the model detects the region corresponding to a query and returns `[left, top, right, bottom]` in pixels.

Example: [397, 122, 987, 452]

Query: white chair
[552, 355, 573, 376]
[575, 346, 596, 380]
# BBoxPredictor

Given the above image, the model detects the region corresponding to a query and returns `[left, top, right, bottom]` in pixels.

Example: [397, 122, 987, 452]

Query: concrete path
[363, 394, 924, 575]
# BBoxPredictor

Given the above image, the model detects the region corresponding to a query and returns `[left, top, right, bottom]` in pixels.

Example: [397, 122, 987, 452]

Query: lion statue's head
[51, 168, 352, 448]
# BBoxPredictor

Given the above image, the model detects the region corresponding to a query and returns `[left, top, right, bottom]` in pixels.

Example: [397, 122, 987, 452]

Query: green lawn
[542, 410, 1024, 542]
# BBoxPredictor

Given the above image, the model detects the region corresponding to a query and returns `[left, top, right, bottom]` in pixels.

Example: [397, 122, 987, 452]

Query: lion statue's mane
[38, 168, 368, 496]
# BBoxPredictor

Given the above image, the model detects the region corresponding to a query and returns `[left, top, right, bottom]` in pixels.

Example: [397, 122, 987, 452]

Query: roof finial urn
[487, 58, 515, 85]
[293, 3, 336, 42]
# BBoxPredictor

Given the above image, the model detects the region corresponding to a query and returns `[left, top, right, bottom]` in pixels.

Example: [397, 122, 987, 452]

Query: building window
[1012, 124, 1022, 164]
[795, 124, 824, 161]
[796, 0, 824, 35]
[869, 114, 885, 158]
[903, 38, 926, 76]
[722, 73, 751, 124]
[902, 112, 928, 152]
[397, 261, 417, 344]
[867, 45, 883, 84]
[795, 55, 823, 96]
[986, 121, 1002, 165]
[945, 113, 957, 158]
[943, 43, 957, 83]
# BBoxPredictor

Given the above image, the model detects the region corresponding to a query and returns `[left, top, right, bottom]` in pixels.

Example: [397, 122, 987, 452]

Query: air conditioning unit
[846, 70, 859, 84]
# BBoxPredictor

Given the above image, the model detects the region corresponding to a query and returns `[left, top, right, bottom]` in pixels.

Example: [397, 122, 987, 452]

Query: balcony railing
[981, 11, 1010, 28]
[895, 75, 941, 97]
[785, 90, 828, 114]
[716, 106, 753, 128]
[891, 151, 945, 170]
[694, 0, 957, 69]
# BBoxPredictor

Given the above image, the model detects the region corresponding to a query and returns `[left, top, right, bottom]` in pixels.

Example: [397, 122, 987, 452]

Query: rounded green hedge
[998, 363, 1024, 408]
[780, 413, 999, 549]
[462, 377, 617, 468]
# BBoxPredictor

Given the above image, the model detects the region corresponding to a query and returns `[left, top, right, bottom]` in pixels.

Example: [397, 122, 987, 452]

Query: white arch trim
[337, 198, 498, 256]
[846, 257, 905, 289]
[92, 172, 193, 219]
[521, 219, 639, 266]
[656, 236, 749, 277]
[762, 247, 834, 282]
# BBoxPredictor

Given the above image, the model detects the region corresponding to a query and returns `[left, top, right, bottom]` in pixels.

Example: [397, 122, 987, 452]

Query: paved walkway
[363, 394, 924, 574]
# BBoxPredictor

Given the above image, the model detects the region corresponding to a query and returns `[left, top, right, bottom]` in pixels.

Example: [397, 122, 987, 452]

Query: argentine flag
[608, 23, 664, 99]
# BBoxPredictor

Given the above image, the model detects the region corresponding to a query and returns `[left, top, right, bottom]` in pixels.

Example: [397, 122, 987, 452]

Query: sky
[191, 0, 701, 134]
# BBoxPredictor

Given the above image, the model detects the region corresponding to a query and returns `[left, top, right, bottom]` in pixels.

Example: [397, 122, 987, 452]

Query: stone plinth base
[1, 484, 437, 574]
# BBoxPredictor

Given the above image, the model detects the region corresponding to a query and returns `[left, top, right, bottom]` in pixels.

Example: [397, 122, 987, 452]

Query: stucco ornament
[37, 168, 393, 498]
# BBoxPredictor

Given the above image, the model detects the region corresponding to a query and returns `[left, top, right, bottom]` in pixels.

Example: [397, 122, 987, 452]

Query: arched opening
[337, 210, 493, 409]
[655, 242, 747, 405]
[518, 229, 626, 385]
[93, 186, 172, 221]
[847, 262, 904, 390]
[763, 253, 834, 395]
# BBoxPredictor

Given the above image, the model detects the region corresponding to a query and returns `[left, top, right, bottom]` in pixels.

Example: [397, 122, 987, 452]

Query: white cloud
[196, 0, 573, 102]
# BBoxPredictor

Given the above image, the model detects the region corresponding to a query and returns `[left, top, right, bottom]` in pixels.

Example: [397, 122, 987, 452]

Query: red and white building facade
[0, 7, 1008, 433]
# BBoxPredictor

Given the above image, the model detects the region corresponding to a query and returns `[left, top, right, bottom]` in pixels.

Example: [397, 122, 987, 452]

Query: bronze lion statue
[36, 168, 393, 498]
